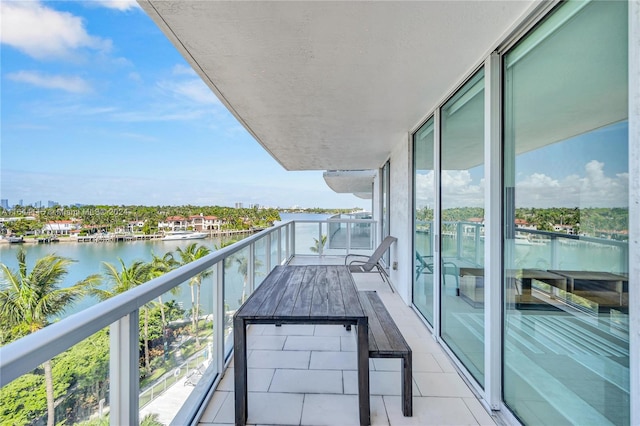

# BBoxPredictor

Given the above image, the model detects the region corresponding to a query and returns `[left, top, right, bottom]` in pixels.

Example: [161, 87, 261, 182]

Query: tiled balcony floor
[198, 256, 497, 425]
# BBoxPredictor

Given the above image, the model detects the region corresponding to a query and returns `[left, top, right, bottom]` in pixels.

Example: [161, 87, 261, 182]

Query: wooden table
[548, 270, 628, 312]
[233, 265, 370, 425]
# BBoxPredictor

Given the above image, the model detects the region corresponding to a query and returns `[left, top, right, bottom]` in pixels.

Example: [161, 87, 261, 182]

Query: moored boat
[162, 231, 207, 241]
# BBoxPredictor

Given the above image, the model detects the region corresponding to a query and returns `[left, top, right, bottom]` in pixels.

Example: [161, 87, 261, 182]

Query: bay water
[0, 213, 333, 319]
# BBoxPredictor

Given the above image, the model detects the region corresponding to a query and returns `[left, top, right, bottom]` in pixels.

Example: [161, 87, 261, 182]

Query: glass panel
[294, 222, 323, 256]
[224, 247, 251, 355]
[413, 117, 436, 325]
[140, 273, 216, 422]
[440, 69, 485, 386]
[503, 1, 629, 424]
[0, 328, 110, 424]
[254, 237, 268, 287]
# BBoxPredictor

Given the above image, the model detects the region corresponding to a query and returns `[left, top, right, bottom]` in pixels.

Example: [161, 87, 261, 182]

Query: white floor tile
[413, 372, 475, 398]
[247, 335, 287, 350]
[216, 368, 274, 392]
[247, 392, 304, 425]
[463, 397, 496, 425]
[384, 396, 490, 425]
[314, 324, 353, 336]
[301, 394, 390, 425]
[284, 335, 341, 351]
[198, 390, 230, 423]
[340, 335, 357, 352]
[309, 350, 357, 370]
[270, 369, 343, 394]
[247, 349, 310, 369]
[260, 324, 316, 336]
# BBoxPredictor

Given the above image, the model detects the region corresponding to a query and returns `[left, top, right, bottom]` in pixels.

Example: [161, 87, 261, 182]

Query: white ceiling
[139, 1, 537, 171]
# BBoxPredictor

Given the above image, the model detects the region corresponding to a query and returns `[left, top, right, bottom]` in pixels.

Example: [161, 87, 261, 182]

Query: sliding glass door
[503, 1, 629, 424]
[440, 70, 485, 386]
[413, 118, 435, 325]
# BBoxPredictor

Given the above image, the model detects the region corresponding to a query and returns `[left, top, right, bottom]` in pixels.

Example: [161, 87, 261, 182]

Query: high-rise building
[0, 199, 9, 210]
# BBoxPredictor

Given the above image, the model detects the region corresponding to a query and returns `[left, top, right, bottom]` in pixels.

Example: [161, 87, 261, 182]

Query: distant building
[0, 199, 8, 210]
[43, 220, 81, 235]
[48, 200, 59, 208]
[235, 202, 243, 209]
[189, 214, 222, 231]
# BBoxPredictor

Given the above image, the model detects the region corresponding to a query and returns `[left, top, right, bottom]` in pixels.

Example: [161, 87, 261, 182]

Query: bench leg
[402, 353, 413, 417]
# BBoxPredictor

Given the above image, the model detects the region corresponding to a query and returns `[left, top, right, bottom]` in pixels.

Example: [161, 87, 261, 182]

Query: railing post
[109, 311, 139, 426]
[277, 228, 282, 264]
[266, 233, 272, 270]
[318, 222, 323, 256]
[248, 243, 255, 294]
[216, 261, 225, 373]
[346, 222, 352, 255]
[289, 222, 295, 258]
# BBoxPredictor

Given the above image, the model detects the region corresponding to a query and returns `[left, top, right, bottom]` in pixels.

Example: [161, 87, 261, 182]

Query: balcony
[0, 218, 495, 426]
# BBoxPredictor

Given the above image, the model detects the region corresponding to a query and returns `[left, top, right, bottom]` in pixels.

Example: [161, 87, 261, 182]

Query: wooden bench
[357, 291, 412, 417]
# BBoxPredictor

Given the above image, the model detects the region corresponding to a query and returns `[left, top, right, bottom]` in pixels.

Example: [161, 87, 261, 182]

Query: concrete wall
[388, 134, 412, 305]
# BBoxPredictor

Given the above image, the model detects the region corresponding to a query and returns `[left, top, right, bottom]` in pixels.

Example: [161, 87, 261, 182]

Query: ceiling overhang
[323, 170, 376, 199]
[138, 1, 538, 172]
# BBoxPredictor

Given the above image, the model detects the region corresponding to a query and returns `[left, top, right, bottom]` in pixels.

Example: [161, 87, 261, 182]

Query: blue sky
[0, 0, 369, 210]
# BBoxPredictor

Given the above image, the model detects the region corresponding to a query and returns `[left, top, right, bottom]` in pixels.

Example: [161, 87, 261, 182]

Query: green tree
[96, 259, 154, 373]
[175, 243, 212, 345]
[0, 250, 100, 426]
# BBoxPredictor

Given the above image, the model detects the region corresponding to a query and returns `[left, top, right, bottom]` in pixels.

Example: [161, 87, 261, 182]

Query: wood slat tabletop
[235, 265, 365, 321]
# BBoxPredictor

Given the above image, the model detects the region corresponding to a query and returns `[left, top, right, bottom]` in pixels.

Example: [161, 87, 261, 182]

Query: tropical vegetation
[0, 241, 246, 425]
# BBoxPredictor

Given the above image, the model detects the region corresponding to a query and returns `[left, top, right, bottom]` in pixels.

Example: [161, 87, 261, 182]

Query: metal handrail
[0, 220, 291, 387]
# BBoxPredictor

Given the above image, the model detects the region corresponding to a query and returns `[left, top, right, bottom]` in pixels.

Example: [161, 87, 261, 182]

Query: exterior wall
[388, 134, 412, 304]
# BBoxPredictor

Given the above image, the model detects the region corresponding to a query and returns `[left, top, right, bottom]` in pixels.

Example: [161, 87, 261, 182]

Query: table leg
[357, 318, 370, 426]
[233, 317, 247, 425]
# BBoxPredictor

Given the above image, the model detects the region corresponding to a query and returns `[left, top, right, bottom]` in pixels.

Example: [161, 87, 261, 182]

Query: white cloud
[0, 1, 110, 60]
[89, 0, 141, 11]
[172, 64, 197, 76]
[157, 79, 220, 105]
[7, 70, 92, 94]
[416, 170, 484, 209]
[517, 160, 628, 207]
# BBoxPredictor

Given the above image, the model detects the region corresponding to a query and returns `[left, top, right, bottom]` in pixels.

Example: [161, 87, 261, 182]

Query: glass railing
[0, 218, 376, 426]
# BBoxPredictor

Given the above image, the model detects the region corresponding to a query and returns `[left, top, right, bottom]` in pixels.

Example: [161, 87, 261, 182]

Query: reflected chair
[415, 252, 460, 295]
[345, 236, 397, 292]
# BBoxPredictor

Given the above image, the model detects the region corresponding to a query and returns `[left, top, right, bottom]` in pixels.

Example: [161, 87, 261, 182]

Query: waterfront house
[1, 1, 637, 426]
[42, 220, 81, 236]
[188, 214, 221, 232]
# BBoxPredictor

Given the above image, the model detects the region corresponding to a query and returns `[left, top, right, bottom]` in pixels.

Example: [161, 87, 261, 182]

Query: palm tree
[310, 234, 327, 254]
[175, 243, 212, 345]
[148, 251, 179, 327]
[148, 251, 180, 360]
[0, 249, 101, 426]
[96, 259, 154, 373]
[227, 254, 263, 305]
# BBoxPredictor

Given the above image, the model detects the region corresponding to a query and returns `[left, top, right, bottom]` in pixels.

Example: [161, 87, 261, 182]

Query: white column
[484, 52, 502, 411]
[433, 107, 442, 339]
[109, 312, 139, 426]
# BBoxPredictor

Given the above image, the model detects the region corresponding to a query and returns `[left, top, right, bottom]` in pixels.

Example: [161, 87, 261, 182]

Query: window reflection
[413, 118, 435, 325]
[440, 69, 485, 387]
[503, 1, 629, 424]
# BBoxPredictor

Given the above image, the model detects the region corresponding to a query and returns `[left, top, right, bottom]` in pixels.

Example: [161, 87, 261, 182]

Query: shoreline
[0, 229, 258, 246]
